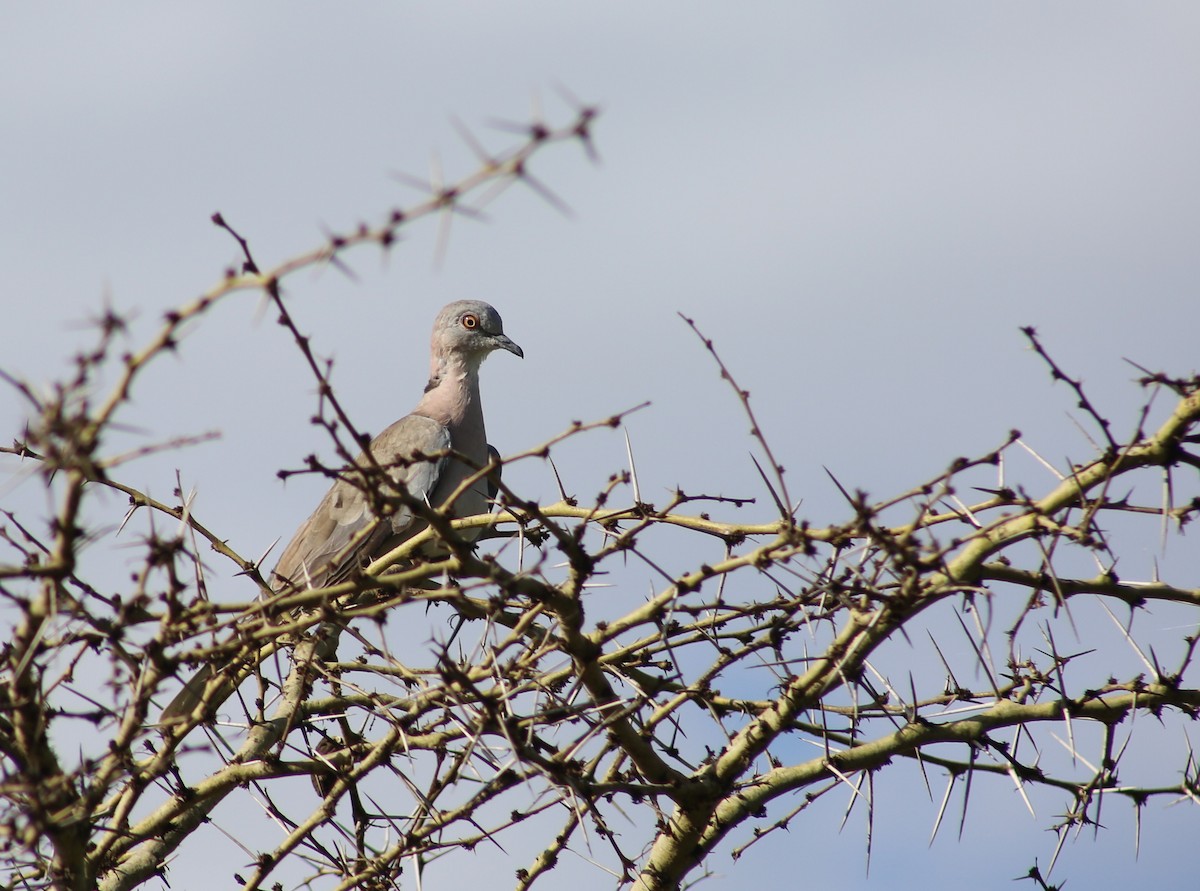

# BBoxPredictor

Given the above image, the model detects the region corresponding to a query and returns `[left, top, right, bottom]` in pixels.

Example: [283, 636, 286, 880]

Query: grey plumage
[161, 300, 522, 724]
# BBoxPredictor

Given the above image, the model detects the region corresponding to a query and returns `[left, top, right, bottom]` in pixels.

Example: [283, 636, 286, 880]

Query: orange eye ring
[462, 313, 479, 330]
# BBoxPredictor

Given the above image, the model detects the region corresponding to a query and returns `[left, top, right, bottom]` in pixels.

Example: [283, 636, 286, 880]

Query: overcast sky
[3, 4, 1199, 889]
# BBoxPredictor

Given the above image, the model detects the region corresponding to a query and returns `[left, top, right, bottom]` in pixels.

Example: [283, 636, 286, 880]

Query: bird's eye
[462, 313, 479, 330]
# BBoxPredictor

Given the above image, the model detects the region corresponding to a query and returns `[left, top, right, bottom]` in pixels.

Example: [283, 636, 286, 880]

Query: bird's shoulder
[370, 413, 451, 461]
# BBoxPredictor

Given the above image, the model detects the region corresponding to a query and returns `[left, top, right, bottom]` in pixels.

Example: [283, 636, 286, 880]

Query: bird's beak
[494, 335, 524, 359]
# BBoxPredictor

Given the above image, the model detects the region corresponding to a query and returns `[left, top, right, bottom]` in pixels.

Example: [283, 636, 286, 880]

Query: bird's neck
[415, 353, 485, 437]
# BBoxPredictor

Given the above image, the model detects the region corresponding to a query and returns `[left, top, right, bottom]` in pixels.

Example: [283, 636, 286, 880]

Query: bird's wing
[485, 443, 502, 504]
[160, 417, 449, 724]
[271, 414, 450, 591]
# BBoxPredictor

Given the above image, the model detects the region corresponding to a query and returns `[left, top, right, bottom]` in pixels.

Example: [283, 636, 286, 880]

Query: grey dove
[161, 299, 522, 723]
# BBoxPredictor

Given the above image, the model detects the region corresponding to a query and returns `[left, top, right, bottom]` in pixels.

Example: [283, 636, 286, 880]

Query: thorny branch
[2, 108, 1200, 891]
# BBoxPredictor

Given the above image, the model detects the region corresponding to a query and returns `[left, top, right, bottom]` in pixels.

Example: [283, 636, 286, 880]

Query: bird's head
[432, 300, 524, 364]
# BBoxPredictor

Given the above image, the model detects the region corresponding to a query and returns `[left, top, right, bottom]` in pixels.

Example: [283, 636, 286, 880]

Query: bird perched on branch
[161, 299, 523, 724]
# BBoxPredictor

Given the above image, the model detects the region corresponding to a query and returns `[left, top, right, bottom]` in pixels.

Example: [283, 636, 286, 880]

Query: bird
[160, 299, 523, 724]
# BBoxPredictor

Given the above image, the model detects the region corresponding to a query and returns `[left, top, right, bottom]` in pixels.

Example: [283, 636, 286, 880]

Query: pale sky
[3, 4, 1199, 889]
